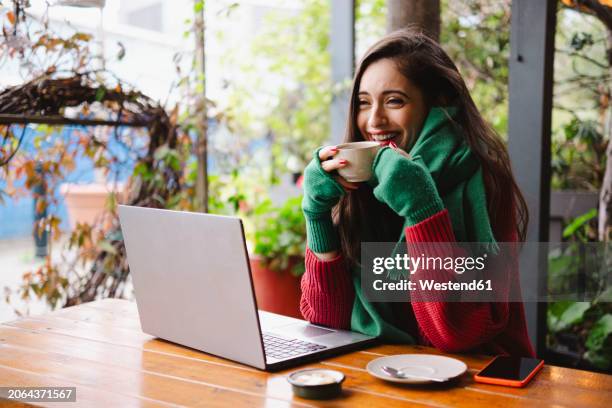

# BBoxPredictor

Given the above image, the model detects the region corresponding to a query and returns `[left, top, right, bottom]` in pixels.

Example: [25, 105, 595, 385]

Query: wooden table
[0, 299, 610, 407]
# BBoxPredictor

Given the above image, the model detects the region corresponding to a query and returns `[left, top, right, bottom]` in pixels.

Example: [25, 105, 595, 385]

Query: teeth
[371, 133, 397, 141]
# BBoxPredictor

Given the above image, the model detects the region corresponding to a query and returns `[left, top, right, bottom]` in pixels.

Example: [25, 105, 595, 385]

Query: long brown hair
[334, 28, 528, 267]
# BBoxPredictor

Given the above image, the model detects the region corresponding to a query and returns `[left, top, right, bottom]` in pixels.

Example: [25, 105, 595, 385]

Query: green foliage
[547, 298, 612, 371]
[440, 2, 608, 196]
[194, 1, 204, 13]
[540, 5, 612, 371]
[206, 169, 268, 215]
[552, 118, 606, 191]
[355, 0, 387, 56]
[250, 196, 306, 277]
[551, 9, 609, 191]
[548, 253, 612, 369]
[221, 0, 331, 174]
[548, 224, 612, 370]
[548, 301, 591, 332]
[585, 314, 612, 369]
[94, 87, 106, 102]
[548, 208, 611, 370]
[562, 209, 598, 239]
[441, 0, 511, 137]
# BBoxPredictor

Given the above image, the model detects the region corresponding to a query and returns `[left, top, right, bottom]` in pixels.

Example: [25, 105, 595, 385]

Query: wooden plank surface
[0, 299, 610, 407]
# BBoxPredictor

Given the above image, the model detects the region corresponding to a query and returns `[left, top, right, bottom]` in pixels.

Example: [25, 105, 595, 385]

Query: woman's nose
[368, 104, 387, 128]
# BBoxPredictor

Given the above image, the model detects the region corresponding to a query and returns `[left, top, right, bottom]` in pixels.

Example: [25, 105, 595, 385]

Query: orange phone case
[474, 357, 544, 388]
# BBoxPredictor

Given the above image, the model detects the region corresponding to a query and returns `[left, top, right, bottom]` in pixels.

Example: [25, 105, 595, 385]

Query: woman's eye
[358, 100, 370, 107]
[387, 98, 404, 106]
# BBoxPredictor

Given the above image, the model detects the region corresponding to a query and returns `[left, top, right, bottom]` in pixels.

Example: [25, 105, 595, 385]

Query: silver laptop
[118, 205, 375, 370]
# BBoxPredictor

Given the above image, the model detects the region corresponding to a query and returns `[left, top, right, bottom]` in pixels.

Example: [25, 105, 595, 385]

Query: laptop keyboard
[263, 333, 327, 360]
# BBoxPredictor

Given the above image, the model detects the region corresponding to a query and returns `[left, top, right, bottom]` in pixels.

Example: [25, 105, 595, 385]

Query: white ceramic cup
[335, 141, 382, 182]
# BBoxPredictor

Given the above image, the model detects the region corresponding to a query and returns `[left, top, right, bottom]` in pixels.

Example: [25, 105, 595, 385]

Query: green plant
[547, 210, 612, 371]
[547, 295, 612, 370]
[552, 119, 606, 191]
[562, 208, 598, 239]
[249, 195, 306, 277]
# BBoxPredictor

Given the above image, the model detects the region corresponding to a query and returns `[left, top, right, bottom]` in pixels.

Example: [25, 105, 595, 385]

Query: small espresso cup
[335, 141, 382, 182]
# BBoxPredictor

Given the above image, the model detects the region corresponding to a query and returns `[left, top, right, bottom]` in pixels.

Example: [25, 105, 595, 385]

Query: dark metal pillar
[330, 0, 355, 144]
[507, 0, 557, 356]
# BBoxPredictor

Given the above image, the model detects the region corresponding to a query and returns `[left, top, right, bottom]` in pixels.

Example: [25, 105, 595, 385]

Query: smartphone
[474, 356, 544, 387]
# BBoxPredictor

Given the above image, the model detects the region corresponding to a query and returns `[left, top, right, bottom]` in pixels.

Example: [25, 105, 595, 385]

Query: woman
[299, 28, 534, 356]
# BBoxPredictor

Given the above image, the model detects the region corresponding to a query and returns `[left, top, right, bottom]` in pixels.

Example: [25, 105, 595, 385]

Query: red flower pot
[249, 257, 303, 319]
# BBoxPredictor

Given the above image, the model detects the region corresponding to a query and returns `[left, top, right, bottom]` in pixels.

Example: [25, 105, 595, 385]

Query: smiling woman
[298, 28, 534, 357]
[357, 58, 428, 151]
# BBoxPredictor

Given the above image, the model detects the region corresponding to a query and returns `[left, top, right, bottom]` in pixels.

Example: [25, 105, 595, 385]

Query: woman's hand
[370, 146, 444, 225]
[318, 146, 360, 192]
[385, 140, 411, 159]
[302, 146, 354, 254]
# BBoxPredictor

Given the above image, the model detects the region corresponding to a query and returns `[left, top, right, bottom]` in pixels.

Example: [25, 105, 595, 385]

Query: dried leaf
[72, 32, 92, 42]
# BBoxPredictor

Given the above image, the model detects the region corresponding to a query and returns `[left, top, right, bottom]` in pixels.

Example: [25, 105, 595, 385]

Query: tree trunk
[386, 0, 440, 42]
[598, 29, 612, 241]
[194, 0, 209, 212]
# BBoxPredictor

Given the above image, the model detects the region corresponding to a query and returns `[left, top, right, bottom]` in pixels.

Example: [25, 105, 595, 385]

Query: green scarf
[350, 106, 498, 343]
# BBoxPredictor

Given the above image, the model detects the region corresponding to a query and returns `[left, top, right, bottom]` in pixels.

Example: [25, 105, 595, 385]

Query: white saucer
[366, 354, 467, 384]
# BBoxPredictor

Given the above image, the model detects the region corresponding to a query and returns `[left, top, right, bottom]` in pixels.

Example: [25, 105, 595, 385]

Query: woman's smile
[366, 130, 403, 143]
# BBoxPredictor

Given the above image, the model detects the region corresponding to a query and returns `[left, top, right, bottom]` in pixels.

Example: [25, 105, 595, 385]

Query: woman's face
[356, 58, 428, 151]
